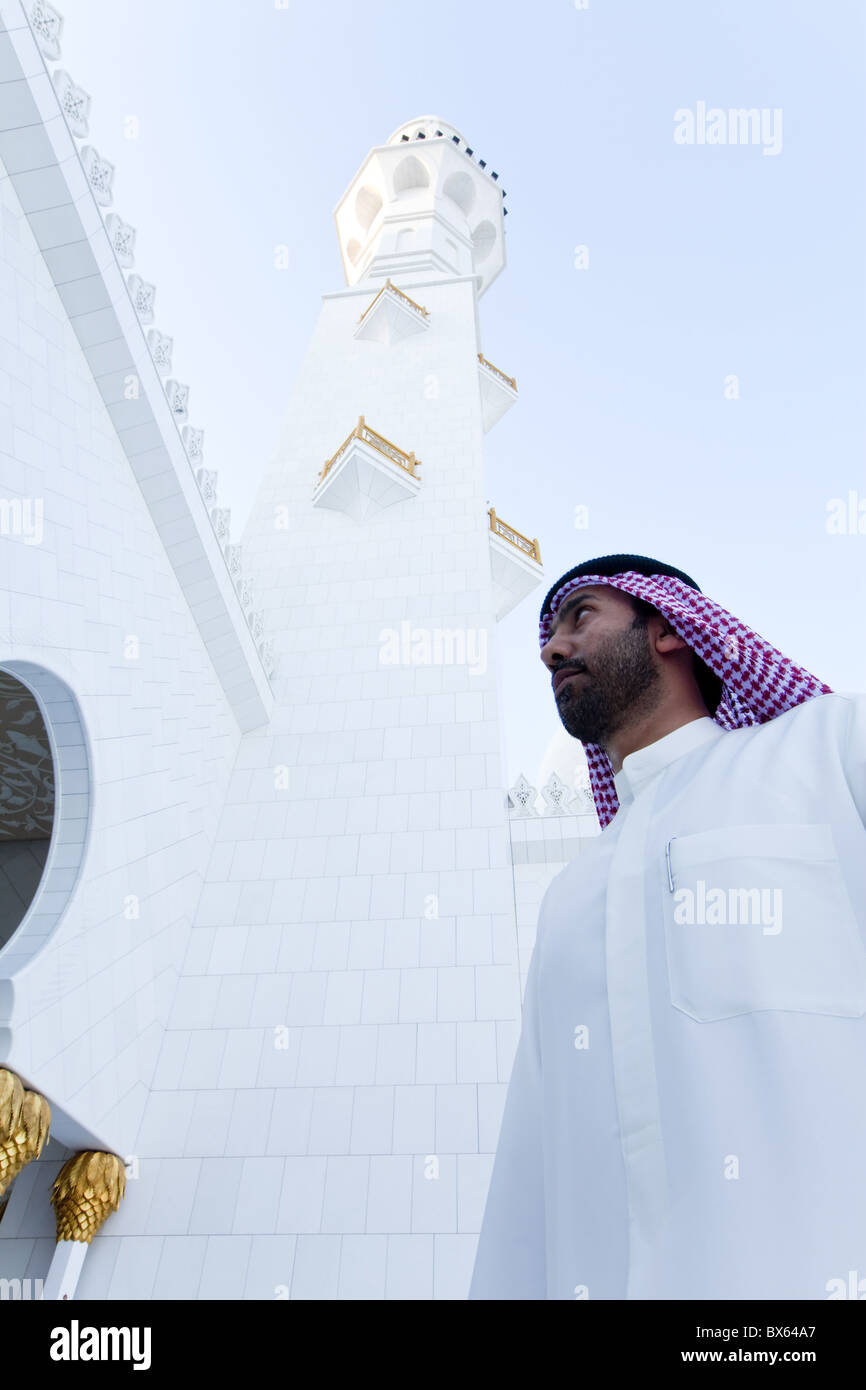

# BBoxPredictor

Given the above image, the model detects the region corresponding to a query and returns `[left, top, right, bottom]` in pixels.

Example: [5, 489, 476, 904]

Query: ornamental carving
[146, 329, 173, 374]
[540, 771, 572, 814]
[224, 544, 242, 580]
[52, 71, 90, 137]
[105, 214, 136, 268]
[259, 640, 276, 678]
[80, 146, 114, 206]
[165, 380, 189, 421]
[127, 275, 156, 323]
[211, 508, 231, 543]
[182, 426, 203, 463]
[27, 1, 63, 59]
[507, 774, 537, 817]
[196, 469, 218, 506]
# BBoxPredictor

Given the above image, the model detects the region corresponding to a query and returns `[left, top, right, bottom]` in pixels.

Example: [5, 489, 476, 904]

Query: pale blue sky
[58, 0, 865, 786]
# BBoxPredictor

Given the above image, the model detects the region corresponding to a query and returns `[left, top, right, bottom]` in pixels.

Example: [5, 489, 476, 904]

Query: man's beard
[554, 619, 662, 746]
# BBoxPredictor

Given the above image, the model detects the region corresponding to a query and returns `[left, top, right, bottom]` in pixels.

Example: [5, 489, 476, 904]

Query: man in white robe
[469, 555, 866, 1300]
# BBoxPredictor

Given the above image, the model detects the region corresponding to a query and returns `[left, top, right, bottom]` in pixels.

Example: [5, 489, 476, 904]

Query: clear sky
[57, 0, 865, 789]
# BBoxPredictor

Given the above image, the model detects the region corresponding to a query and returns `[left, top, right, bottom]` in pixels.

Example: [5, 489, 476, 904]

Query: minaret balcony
[487, 505, 543, 619]
[478, 353, 517, 432]
[313, 415, 422, 521]
[354, 278, 430, 345]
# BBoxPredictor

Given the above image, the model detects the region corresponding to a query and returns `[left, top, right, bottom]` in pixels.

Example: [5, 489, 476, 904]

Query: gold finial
[0, 1071, 51, 1197]
[50, 1151, 127, 1244]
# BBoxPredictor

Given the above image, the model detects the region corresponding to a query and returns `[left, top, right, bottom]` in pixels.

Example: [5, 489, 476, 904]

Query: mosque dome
[386, 116, 467, 146]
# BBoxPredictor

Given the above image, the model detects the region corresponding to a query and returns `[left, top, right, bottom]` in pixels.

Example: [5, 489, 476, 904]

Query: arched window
[0, 664, 90, 966]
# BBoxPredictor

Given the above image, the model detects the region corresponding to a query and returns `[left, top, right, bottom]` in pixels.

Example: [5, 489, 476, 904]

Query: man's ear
[653, 620, 689, 654]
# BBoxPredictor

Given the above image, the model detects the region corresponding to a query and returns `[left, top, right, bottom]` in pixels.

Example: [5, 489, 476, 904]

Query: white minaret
[146, 116, 543, 1300]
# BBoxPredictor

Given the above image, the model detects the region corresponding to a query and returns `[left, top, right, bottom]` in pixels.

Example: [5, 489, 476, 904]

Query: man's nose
[540, 632, 577, 669]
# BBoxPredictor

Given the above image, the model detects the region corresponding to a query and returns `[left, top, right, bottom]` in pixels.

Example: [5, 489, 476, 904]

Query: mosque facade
[0, 1, 597, 1299]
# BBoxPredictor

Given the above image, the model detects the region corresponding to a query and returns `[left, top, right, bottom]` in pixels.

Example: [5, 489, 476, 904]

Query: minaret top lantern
[334, 115, 507, 296]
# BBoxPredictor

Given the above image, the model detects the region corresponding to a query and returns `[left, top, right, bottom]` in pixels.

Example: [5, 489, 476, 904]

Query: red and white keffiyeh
[538, 571, 833, 829]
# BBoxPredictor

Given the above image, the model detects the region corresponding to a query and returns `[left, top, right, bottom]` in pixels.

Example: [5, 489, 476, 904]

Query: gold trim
[478, 353, 517, 392]
[358, 277, 429, 324]
[488, 506, 541, 564]
[318, 415, 422, 486]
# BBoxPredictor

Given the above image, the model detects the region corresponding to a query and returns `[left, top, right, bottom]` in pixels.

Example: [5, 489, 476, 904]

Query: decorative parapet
[3, 0, 278, 716]
[165, 379, 190, 422]
[224, 543, 243, 581]
[477, 352, 517, 433]
[359, 277, 429, 324]
[80, 144, 113, 204]
[355, 277, 431, 345]
[182, 425, 203, 464]
[26, 0, 62, 59]
[478, 353, 516, 391]
[258, 639, 276, 678]
[487, 505, 543, 620]
[51, 69, 89, 136]
[507, 772, 597, 819]
[488, 506, 540, 563]
[195, 468, 218, 506]
[104, 212, 135, 266]
[146, 328, 173, 374]
[540, 771, 574, 814]
[507, 774, 538, 817]
[313, 415, 422, 523]
[318, 415, 421, 486]
[211, 508, 231, 544]
[126, 273, 156, 323]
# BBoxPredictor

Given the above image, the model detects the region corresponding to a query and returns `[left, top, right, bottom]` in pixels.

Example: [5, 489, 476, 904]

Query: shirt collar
[612, 716, 726, 805]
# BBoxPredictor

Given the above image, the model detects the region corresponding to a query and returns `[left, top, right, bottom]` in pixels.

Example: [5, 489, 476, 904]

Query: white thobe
[469, 692, 866, 1300]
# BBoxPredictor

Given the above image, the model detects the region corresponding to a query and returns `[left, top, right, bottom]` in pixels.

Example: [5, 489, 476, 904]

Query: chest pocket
[662, 823, 866, 1022]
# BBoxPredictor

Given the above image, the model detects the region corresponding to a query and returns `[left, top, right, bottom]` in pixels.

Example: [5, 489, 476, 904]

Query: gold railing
[488, 506, 541, 564]
[317, 415, 422, 486]
[358, 277, 430, 324]
[478, 353, 517, 391]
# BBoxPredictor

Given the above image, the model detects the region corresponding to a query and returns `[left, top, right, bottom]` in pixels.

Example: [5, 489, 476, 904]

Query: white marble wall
[0, 118, 567, 1296]
[0, 146, 239, 1155]
[76, 273, 522, 1300]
